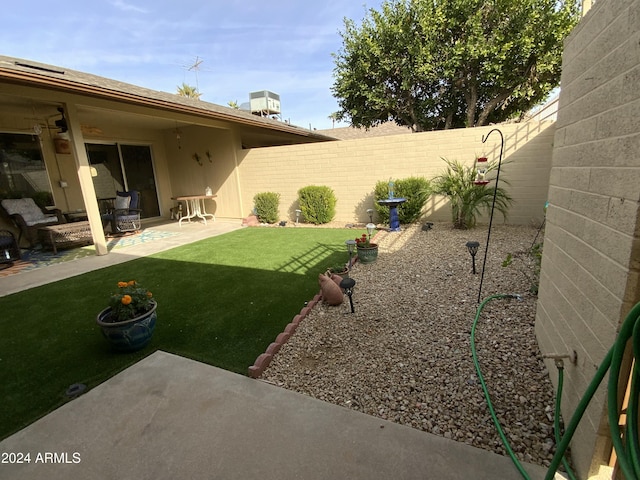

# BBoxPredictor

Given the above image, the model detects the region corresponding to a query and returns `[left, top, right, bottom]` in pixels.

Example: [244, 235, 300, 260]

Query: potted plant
[96, 280, 157, 352]
[327, 262, 349, 277]
[355, 233, 378, 264]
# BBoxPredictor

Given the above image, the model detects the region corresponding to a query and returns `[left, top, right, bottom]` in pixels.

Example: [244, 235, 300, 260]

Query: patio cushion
[0, 198, 58, 226]
[117, 190, 138, 208]
[114, 195, 131, 210]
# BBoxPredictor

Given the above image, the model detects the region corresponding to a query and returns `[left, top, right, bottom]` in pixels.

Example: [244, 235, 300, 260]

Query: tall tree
[177, 83, 202, 99]
[332, 0, 580, 131]
[328, 112, 340, 127]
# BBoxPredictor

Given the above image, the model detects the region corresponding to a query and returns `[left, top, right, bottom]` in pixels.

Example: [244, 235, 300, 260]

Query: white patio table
[172, 195, 217, 227]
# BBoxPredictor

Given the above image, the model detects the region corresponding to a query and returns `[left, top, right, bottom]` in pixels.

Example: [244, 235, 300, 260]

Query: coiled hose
[472, 295, 640, 480]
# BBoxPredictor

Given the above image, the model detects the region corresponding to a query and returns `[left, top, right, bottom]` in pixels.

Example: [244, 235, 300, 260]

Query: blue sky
[2, 0, 386, 130]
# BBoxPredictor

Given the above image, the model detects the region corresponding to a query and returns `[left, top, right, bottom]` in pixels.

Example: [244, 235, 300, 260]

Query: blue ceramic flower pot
[96, 300, 157, 352]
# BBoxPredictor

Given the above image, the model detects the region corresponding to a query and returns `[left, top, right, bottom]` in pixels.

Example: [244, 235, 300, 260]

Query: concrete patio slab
[0, 351, 552, 480]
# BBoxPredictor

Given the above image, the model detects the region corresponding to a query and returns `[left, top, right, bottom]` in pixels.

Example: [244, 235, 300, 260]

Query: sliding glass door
[86, 143, 160, 218]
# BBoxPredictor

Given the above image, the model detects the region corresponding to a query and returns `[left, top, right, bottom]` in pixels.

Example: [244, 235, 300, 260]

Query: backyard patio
[0, 220, 558, 480]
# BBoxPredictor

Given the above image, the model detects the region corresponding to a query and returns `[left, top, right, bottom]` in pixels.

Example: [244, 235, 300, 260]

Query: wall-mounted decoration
[193, 152, 202, 166]
[205, 150, 212, 163]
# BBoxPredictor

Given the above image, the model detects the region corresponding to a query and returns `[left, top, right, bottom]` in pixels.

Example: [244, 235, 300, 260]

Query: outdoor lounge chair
[0, 198, 64, 248]
[100, 191, 142, 234]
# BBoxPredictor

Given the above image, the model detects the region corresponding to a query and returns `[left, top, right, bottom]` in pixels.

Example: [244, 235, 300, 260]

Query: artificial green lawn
[0, 227, 358, 440]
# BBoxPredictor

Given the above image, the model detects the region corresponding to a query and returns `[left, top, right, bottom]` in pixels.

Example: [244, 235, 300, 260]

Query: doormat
[0, 230, 181, 278]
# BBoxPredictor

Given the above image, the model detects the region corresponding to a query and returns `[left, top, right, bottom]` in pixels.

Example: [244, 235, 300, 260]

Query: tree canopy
[331, 0, 580, 132]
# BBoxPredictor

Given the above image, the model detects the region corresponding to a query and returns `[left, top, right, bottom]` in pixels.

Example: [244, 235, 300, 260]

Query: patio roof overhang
[0, 56, 338, 148]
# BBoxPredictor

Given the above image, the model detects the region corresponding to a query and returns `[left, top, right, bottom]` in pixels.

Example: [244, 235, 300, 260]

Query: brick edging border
[247, 293, 322, 378]
[247, 230, 384, 379]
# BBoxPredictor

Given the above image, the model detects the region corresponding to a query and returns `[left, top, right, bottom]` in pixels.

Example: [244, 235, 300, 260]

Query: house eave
[0, 56, 336, 143]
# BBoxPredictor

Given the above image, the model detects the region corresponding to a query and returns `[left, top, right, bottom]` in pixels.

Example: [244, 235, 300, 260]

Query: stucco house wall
[535, 0, 640, 475]
[163, 124, 245, 220]
[0, 86, 253, 236]
[237, 122, 556, 226]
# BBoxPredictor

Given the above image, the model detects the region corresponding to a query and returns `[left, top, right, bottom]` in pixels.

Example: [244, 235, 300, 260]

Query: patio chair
[101, 191, 142, 234]
[0, 198, 64, 247]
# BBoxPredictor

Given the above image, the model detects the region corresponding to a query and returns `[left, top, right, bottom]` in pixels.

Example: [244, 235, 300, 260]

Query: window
[0, 132, 52, 206]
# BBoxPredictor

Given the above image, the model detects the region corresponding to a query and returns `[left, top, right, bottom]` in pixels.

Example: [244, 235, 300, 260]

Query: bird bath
[377, 197, 407, 232]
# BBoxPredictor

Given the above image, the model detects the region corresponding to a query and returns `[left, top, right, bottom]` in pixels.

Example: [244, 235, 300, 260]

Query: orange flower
[146, 291, 153, 298]
[118, 281, 128, 288]
[127, 280, 136, 286]
[121, 295, 132, 305]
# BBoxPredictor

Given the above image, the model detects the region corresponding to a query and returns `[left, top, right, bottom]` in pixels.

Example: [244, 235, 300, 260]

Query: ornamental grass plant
[431, 158, 513, 229]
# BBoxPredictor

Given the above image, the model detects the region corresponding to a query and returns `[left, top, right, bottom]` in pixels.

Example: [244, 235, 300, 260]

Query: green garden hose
[605, 301, 640, 479]
[473, 295, 640, 480]
[471, 294, 534, 479]
[553, 362, 577, 480]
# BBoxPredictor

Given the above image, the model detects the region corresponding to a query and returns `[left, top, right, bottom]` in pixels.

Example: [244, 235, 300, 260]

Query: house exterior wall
[0, 89, 176, 229]
[236, 122, 555, 226]
[163, 125, 244, 220]
[74, 117, 174, 219]
[0, 85, 248, 235]
[535, 0, 640, 476]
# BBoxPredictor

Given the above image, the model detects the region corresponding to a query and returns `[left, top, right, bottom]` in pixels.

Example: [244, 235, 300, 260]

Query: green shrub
[253, 192, 280, 224]
[374, 177, 431, 224]
[297, 185, 336, 224]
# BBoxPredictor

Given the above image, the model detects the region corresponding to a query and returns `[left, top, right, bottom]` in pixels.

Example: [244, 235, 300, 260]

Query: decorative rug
[0, 230, 181, 278]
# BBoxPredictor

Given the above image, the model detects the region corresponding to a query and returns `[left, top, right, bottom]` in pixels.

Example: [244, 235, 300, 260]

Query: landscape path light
[366, 208, 374, 223]
[340, 277, 356, 313]
[465, 241, 480, 274]
[366, 223, 376, 241]
[345, 239, 356, 269]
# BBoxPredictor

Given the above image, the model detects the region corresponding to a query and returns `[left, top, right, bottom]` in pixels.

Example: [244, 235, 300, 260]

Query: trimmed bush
[297, 185, 336, 224]
[374, 177, 431, 224]
[253, 192, 280, 224]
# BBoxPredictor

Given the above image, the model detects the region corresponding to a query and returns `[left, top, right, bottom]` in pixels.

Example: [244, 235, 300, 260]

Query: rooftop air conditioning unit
[249, 90, 281, 116]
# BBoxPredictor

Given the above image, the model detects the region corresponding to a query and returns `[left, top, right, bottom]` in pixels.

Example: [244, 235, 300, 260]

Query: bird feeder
[474, 156, 489, 185]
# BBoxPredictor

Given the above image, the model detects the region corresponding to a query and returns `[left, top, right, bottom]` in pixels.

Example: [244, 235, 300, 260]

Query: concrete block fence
[535, 0, 640, 475]
[237, 122, 556, 227]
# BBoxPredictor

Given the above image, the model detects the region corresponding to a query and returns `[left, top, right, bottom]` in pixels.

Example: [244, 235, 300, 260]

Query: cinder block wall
[237, 122, 555, 226]
[535, 0, 640, 476]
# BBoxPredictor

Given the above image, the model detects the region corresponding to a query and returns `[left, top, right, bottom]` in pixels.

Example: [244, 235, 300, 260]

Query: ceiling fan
[23, 107, 103, 137]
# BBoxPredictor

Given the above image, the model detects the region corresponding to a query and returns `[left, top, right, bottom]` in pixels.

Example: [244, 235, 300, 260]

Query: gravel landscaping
[262, 221, 560, 468]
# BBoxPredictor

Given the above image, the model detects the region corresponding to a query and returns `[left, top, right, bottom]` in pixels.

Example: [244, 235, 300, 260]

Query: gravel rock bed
[262, 222, 558, 467]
